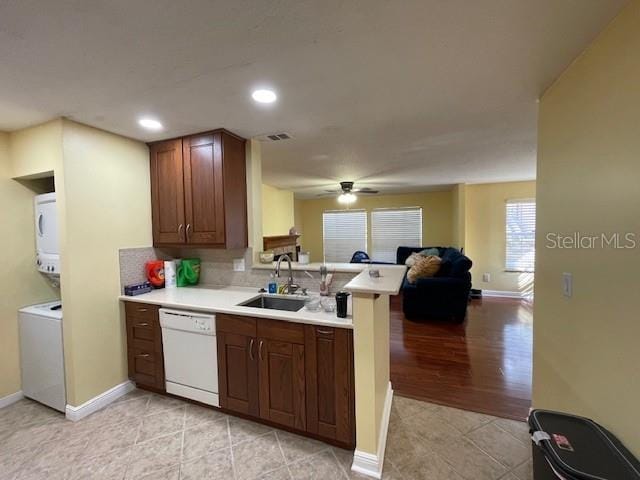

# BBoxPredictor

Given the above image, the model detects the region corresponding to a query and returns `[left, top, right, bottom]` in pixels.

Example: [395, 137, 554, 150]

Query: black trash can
[528, 409, 640, 480]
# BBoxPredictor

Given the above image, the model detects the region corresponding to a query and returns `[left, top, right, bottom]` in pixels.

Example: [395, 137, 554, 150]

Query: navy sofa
[397, 246, 473, 323]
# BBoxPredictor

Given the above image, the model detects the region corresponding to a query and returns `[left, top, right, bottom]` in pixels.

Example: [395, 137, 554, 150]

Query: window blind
[506, 199, 536, 272]
[371, 207, 422, 263]
[322, 210, 368, 263]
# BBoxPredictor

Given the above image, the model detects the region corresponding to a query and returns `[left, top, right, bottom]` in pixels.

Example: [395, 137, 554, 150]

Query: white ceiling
[0, 0, 626, 196]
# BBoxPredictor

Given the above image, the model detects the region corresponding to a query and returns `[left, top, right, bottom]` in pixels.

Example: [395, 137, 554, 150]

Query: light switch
[562, 272, 572, 298]
[482, 273, 491, 282]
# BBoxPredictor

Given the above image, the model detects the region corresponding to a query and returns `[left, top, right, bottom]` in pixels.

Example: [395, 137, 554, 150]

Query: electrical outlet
[233, 258, 245, 272]
[482, 273, 491, 282]
[562, 272, 572, 298]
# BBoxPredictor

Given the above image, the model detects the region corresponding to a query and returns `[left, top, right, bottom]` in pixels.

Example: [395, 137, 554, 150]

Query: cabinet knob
[317, 328, 333, 335]
[135, 353, 150, 358]
[186, 224, 192, 239]
[258, 340, 264, 361]
[178, 224, 185, 240]
[136, 322, 149, 327]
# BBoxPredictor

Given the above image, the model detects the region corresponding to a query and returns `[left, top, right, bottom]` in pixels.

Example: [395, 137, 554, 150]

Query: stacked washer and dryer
[18, 192, 66, 412]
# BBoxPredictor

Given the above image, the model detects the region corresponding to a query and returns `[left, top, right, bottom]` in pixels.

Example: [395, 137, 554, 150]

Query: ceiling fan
[320, 181, 379, 204]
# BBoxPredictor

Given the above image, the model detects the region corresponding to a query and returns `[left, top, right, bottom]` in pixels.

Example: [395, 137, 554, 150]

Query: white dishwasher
[159, 308, 219, 407]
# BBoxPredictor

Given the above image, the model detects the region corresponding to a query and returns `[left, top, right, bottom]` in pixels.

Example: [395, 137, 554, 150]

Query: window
[371, 207, 423, 263]
[506, 199, 536, 272]
[322, 210, 367, 263]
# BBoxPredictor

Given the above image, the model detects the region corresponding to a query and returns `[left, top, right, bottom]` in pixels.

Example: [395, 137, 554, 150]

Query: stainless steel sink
[239, 295, 306, 312]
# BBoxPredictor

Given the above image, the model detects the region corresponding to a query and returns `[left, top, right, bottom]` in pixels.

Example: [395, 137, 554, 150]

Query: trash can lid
[529, 410, 640, 480]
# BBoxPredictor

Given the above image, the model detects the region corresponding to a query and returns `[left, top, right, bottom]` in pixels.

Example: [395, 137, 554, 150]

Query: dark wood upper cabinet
[150, 139, 185, 245]
[149, 129, 247, 248]
[183, 133, 225, 245]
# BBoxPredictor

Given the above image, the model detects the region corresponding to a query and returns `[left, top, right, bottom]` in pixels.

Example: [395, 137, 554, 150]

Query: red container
[145, 260, 165, 288]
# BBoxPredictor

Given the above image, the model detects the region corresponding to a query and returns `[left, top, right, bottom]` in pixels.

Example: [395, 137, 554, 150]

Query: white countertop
[119, 286, 353, 329]
[343, 265, 407, 295]
[252, 262, 366, 273]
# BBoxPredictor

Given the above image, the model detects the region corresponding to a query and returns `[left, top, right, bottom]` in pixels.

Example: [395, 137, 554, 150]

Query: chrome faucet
[275, 254, 300, 294]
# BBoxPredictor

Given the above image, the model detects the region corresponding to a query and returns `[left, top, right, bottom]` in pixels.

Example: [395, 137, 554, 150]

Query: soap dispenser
[268, 273, 277, 294]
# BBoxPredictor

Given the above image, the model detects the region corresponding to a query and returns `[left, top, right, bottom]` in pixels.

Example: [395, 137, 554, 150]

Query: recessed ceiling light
[252, 89, 277, 104]
[138, 117, 163, 130]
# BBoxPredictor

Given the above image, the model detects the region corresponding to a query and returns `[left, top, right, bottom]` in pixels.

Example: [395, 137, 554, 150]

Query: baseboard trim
[0, 391, 24, 409]
[352, 382, 394, 479]
[65, 380, 134, 422]
[482, 289, 532, 299]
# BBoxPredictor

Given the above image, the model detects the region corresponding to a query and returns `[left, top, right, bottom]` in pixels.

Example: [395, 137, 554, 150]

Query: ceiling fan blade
[353, 189, 379, 194]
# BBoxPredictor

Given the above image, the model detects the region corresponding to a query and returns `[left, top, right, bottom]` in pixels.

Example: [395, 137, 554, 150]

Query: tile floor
[0, 390, 533, 480]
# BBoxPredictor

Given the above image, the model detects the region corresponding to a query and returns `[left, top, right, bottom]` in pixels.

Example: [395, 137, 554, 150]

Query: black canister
[335, 291, 350, 318]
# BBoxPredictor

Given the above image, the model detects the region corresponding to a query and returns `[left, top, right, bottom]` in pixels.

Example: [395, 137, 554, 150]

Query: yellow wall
[0, 132, 59, 398]
[452, 184, 467, 249]
[59, 120, 152, 405]
[6, 118, 151, 406]
[246, 139, 263, 263]
[465, 181, 536, 294]
[294, 198, 305, 246]
[261, 183, 295, 237]
[296, 191, 453, 262]
[352, 292, 391, 455]
[534, 0, 640, 455]
[9, 119, 64, 180]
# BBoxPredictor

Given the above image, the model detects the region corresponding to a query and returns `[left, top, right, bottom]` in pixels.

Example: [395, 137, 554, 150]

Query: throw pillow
[420, 247, 440, 257]
[407, 255, 442, 283]
[405, 252, 421, 267]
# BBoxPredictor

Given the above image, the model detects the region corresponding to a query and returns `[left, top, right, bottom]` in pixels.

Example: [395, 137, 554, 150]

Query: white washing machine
[18, 301, 66, 412]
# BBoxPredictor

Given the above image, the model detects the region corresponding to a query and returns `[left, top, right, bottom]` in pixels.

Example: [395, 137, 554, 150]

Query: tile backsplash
[119, 247, 164, 290]
[119, 246, 357, 294]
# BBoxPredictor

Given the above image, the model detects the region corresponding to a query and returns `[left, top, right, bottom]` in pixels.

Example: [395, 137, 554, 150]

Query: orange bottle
[145, 260, 165, 288]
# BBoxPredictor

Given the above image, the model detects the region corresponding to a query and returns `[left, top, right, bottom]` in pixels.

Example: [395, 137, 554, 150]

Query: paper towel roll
[164, 260, 177, 289]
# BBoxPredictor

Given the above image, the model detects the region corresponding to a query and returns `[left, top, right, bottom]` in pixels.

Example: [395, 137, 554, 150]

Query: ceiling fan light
[338, 192, 357, 204]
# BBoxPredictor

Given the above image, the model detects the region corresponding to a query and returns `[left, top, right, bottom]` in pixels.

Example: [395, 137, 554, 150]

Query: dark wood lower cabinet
[124, 302, 165, 391]
[217, 330, 260, 417]
[259, 338, 306, 430]
[304, 325, 355, 446]
[124, 305, 355, 448]
[217, 314, 355, 448]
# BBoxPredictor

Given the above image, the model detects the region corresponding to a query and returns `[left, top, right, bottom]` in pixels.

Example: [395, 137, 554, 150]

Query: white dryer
[18, 301, 66, 412]
[34, 192, 60, 276]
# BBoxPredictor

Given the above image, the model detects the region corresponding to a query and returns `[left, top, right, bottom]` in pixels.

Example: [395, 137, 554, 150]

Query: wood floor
[390, 295, 533, 420]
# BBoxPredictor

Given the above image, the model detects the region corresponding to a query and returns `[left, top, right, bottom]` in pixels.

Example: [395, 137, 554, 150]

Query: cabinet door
[183, 133, 225, 245]
[217, 331, 259, 416]
[258, 338, 306, 430]
[150, 139, 186, 245]
[305, 326, 355, 447]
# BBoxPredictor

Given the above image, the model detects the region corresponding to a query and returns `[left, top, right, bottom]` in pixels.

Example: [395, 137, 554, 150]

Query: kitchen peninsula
[119, 264, 406, 479]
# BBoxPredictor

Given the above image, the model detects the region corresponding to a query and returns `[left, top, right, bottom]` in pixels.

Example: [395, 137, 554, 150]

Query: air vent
[256, 132, 293, 142]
